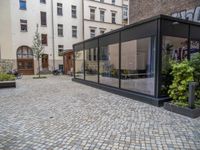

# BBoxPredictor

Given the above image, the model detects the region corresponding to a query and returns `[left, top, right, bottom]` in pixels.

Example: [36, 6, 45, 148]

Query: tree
[32, 25, 44, 78]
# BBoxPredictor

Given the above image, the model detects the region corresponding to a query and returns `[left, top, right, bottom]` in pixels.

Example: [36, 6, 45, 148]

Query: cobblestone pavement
[0, 76, 200, 150]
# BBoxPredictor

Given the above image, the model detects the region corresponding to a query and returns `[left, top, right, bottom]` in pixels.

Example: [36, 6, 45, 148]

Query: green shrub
[190, 53, 200, 101]
[168, 60, 194, 106]
[0, 74, 15, 81]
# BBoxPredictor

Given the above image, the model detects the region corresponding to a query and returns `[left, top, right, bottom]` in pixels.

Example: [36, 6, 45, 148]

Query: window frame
[19, 0, 26, 10]
[41, 34, 48, 45]
[40, 11, 47, 26]
[58, 24, 64, 37]
[20, 19, 28, 32]
[90, 8, 95, 21]
[71, 5, 77, 18]
[57, 3, 63, 16]
[72, 26, 77, 38]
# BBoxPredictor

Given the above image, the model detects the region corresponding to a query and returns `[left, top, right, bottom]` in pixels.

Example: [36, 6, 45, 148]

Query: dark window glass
[20, 19, 27, 32]
[40, 12, 47, 26]
[41, 34, 48, 45]
[71, 5, 77, 18]
[90, 9, 95, 20]
[90, 29, 95, 38]
[40, 0, 46, 4]
[17, 46, 33, 59]
[100, 10, 105, 22]
[111, 12, 116, 24]
[19, 0, 26, 10]
[57, 3, 63, 16]
[58, 45, 64, 56]
[58, 24, 63, 37]
[72, 26, 77, 38]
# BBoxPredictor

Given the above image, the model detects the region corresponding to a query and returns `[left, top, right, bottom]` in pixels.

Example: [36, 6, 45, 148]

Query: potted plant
[164, 60, 200, 118]
[0, 60, 16, 88]
[0, 73, 16, 88]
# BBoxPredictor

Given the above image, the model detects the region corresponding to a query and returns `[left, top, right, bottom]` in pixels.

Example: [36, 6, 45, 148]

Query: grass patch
[33, 76, 47, 79]
[0, 74, 15, 81]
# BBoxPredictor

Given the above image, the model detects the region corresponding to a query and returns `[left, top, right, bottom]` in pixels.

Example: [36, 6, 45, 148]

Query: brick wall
[130, 0, 200, 23]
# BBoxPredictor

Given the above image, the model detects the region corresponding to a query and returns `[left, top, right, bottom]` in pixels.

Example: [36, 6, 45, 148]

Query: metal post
[188, 82, 198, 108]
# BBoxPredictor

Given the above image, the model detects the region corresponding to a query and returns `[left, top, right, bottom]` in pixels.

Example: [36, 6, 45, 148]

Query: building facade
[130, 0, 200, 24]
[0, 0, 129, 75]
[83, 0, 129, 40]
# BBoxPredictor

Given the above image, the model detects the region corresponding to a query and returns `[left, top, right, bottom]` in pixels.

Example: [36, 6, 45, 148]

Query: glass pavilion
[73, 15, 200, 106]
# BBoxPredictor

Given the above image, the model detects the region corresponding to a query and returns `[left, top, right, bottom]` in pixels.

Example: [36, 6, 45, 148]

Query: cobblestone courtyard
[0, 76, 200, 150]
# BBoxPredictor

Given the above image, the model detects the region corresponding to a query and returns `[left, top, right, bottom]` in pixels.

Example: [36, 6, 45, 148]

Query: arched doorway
[17, 46, 34, 75]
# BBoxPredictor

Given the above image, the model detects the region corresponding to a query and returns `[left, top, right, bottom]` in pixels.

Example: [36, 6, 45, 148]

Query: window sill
[58, 35, 64, 37]
[42, 44, 48, 46]
[41, 25, 47, 27]
[57, 14, 63, 16]
[20, 30, 28, 32]
[19, 8, 27, 10]
[72, 36, 77, 38]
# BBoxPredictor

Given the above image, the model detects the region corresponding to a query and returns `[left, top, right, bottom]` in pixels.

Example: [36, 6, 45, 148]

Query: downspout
[82, 0, 85, 40]
[51, 0, 55, 70]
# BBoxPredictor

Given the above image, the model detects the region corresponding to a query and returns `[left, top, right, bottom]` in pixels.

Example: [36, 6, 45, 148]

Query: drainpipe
[0, 45, 1, 61]
[51, 0, 55, 70]
[82, 0, 85, 40]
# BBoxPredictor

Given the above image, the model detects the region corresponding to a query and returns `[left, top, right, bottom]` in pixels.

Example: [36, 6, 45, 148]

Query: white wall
[0, 0, 12, 60]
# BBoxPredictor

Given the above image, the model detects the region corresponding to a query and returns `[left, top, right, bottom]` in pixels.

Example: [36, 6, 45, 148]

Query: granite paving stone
[0, 75, 200, 150]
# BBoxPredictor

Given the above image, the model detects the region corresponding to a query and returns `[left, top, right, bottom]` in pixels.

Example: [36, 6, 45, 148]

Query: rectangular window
[20, 19, 27, 32]
[72, 26, 77, 38]
[123, 5, 128, 19]
[57, 3, 63, 16]
[41, 34, 47, 45]
[19, 0, 26, 10]
[90, 29, 96, 38]
[90, 9, 95, 20]
[58, 45, 64, 56]
[112, 12, 116, 24]
[112, 0, 115, 5]
[100, 30, 105, 35]
[40, 0, 46, 4]
[100, 0, 104, 2]
[58, 24, 63, 37]
[71, 5, 77, 18]
[40, 12, 47, 26]
[100, 10, 105, 22]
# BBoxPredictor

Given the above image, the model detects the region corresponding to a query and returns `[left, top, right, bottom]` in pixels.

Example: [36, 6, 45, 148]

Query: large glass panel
[85, 47, 98, 82]
[99, 35, 119, 87]
[161, 36, 188, 96]
[75, 50, 84, 79]
[121, 37, 156, 95]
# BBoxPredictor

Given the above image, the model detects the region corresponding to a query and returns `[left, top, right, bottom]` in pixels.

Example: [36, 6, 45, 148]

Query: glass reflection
[75, 50, 84, 79]
[161, 36, 188, 95]
[85, 48, 98, 82]
[99, 43, 119, 87]
[121, 37, 155, 95]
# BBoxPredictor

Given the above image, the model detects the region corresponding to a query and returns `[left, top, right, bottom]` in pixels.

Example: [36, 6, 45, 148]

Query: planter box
[164, 102, 200, 118]
[0, 81, 16, 89]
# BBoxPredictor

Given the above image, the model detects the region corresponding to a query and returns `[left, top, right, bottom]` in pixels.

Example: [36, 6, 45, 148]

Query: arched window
[17, 46, 33, 59]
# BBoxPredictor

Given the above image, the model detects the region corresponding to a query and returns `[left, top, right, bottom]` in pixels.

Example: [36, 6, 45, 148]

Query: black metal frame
[73, 15, 200, 106]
